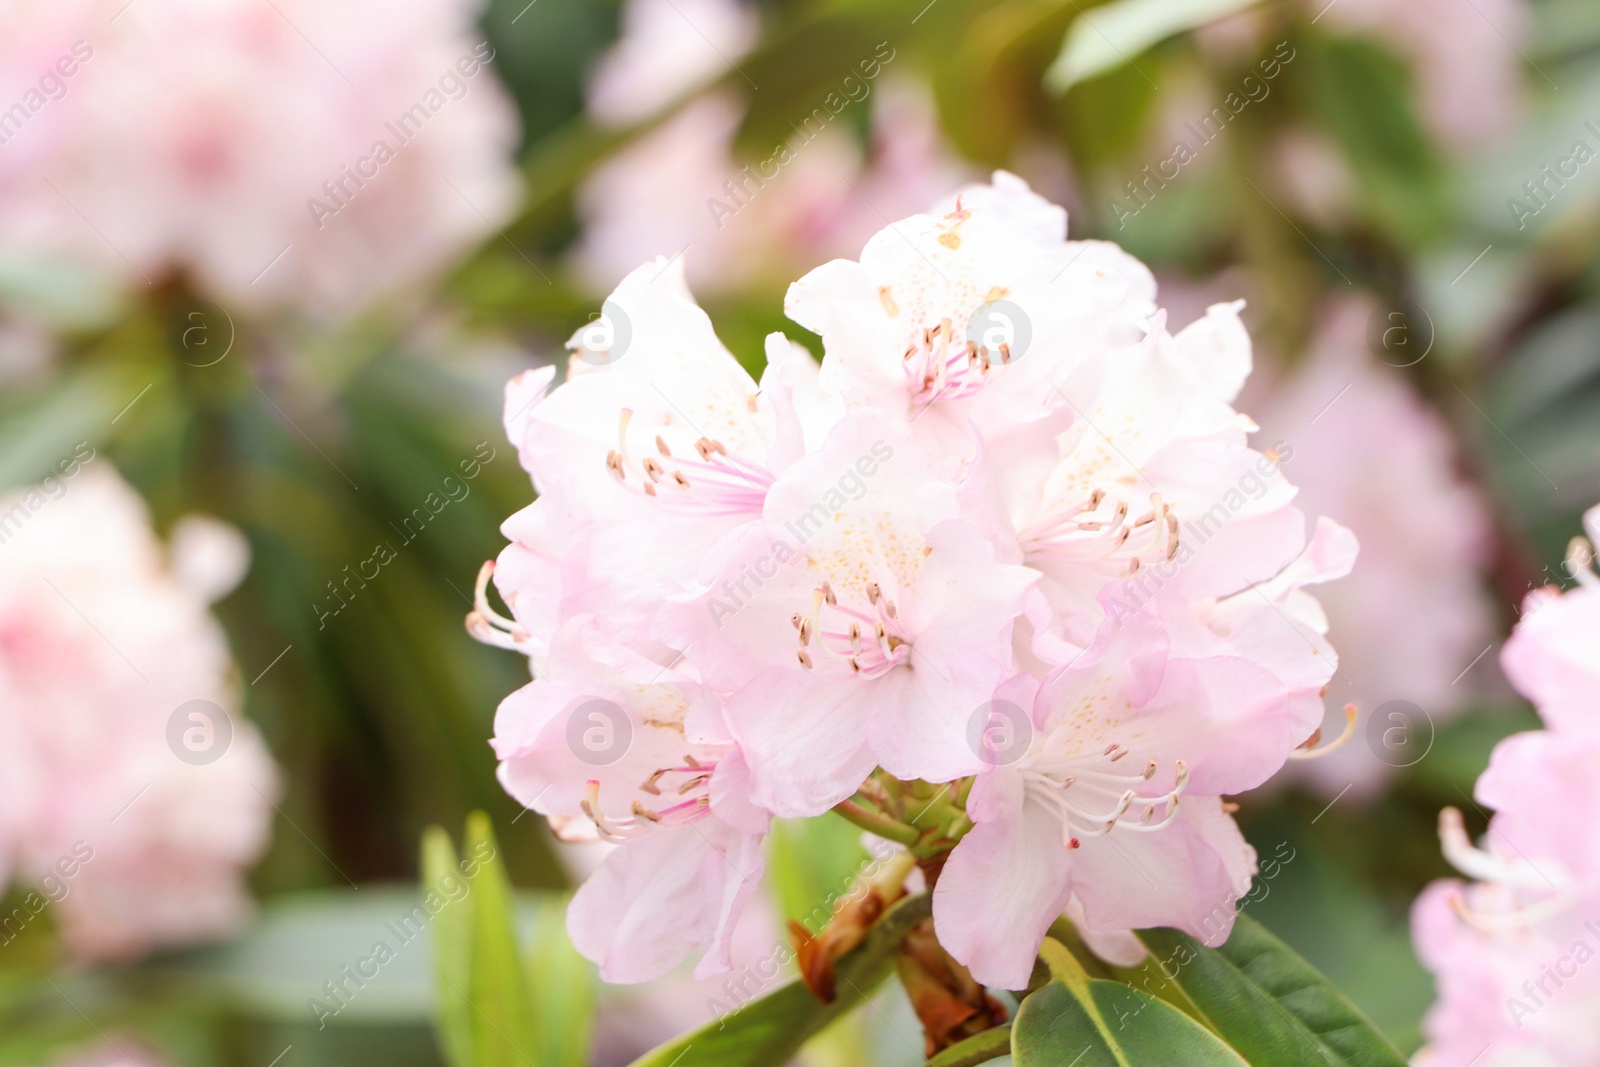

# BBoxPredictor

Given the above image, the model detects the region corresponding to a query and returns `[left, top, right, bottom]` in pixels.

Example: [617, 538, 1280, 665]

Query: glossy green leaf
[1012, 940, 1247, 1066]
[626, 893, 932, 1067]
[1046, 0, 1263, 92]
[1135, 914, 1409, 1067]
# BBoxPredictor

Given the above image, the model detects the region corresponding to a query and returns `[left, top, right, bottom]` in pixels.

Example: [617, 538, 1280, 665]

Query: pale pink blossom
[786, 172, 1157, 475]
[0, 466, 277, 960]
[662, 413, 1038, 817]
[935, 522, 1353, 990]
[1501, 512, 1600, 739]
[0, 0, 519, 318]
[490, 618, 765, 983]
[488, 256, 824, 656]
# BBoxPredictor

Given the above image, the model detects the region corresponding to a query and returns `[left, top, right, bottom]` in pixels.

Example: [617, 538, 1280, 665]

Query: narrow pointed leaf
[524, 895, 596, 1067]
[462, 812, 539, 1067]
[423, 827, 475, 1067]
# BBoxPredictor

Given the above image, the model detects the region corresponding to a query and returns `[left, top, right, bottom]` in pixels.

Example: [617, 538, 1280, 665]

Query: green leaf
[1134, 914, 1409, 1067]
[423, 828, 475, 1067]
[626, 893, 933, 1067]
[461, 812, 539, 1067]
[523, 895, 595, 1067]
[1046, 0, 1264, 92]
[1012, 940, 1247, 1066]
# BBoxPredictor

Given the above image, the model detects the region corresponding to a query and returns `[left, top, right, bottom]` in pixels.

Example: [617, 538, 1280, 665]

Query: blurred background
[0, 0, 1594, 1063]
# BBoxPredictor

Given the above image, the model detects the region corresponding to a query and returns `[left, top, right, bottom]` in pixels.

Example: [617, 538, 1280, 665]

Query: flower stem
[834, 798, 920, 846]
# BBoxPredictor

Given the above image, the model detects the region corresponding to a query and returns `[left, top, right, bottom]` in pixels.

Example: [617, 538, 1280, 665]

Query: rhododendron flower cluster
[0, 0, 519, 317]
[475, 173, 1355, 990]
[1412, 505, 1600, 1067]
[0, 467, 278, 960]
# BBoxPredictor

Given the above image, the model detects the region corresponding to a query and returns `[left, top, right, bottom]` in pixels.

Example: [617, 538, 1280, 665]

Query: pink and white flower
[480, 172, 1353, 987]
[934, 537, 1351, 990]
[488, 256, 824, 657]
[491, 618, 765, 983]
[664, 412, 1038, 817]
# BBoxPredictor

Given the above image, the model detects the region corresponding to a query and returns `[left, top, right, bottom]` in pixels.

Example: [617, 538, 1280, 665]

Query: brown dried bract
[792, 880, 903, 1004]
[895, 919, 1007, 1056]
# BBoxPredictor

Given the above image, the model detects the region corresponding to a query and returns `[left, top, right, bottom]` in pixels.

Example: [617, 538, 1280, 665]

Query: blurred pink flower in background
[1244, 298, 1496, 796]
[0, 0, 520, 319]
[574, 0, 970, 295]
[583, 0, 759, 127]
[0, 466, 278, 961]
